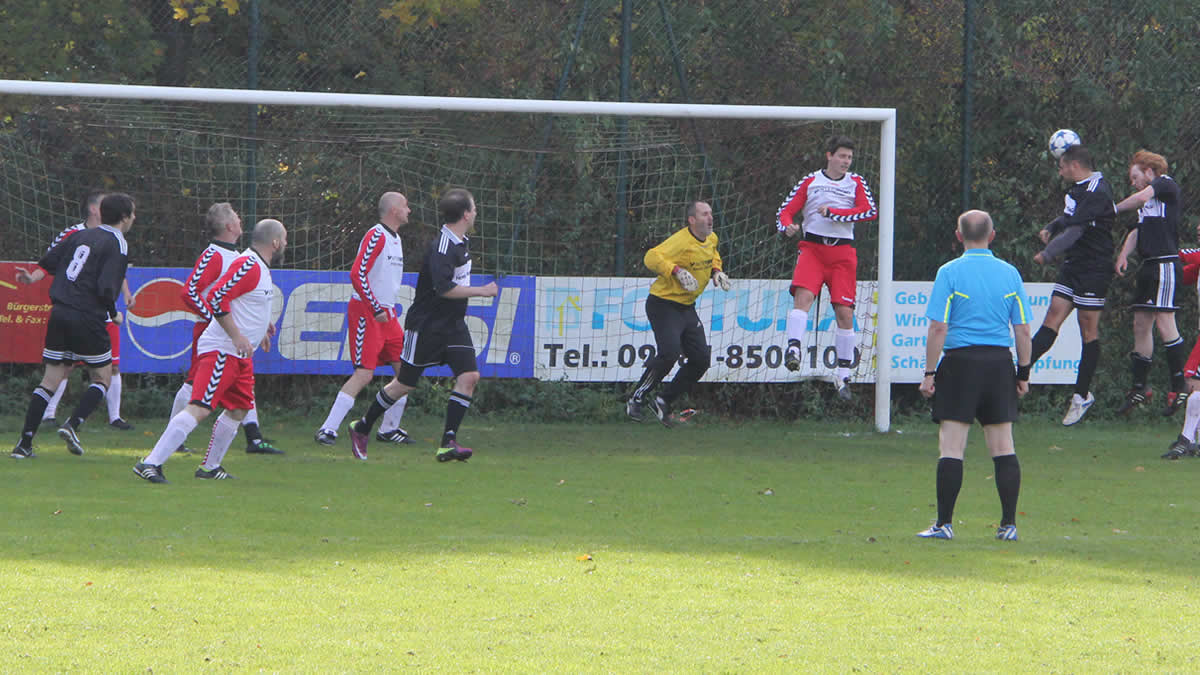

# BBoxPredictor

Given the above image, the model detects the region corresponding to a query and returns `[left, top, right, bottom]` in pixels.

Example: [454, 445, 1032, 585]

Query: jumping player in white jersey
[315, 192, 414, 455]
[134, 219, 287, 483]
[775, 135, 878, 400]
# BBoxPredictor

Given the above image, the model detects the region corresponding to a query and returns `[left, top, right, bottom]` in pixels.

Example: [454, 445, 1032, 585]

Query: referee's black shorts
[931, 346, 1018, 425]
[42, 305, 112, 367]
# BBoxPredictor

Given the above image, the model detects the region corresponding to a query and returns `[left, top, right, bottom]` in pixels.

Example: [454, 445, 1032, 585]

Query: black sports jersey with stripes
[1132, 175, 1182, 260]
[38, 225, 129, 320]
[404, 225, 472, 333]
[1047, 171, 1116, 268]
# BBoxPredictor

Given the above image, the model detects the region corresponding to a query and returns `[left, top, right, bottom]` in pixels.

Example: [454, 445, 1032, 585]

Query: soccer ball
[1048, 129, 1081, 159]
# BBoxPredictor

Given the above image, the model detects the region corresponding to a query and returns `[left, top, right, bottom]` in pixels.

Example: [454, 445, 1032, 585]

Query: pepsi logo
[127, 277, 198, 360]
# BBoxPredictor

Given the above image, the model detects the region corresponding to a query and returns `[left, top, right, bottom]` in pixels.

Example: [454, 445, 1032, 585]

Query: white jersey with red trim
[47, 223, 86, 252]
[197, 248, 274, 357]
[775, 170, 878, 240]
[349, 223, 404, 313]
[181, 240, 242, 321]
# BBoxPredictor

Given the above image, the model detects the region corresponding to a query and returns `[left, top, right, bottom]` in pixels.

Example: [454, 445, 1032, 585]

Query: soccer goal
[0, 80, 896, 431]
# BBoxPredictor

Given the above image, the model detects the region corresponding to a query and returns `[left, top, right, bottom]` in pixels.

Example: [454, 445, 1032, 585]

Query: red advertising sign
[0, 261, 53, 363]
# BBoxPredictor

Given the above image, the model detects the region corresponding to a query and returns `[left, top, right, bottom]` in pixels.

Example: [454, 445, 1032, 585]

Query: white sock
[144, 411, 199, 466]
[379, 395, 408, 433]
[321, 391, 356, 432]
[786, 309, 808, 349]
[242, 407, 258, 427]
[171, 382, 193, 420]
[44, 378, 68, 419]
[1183, 394, 1200, 441]
[106, 373, 122, 422]
[836, 328, 856, 380]
[202, 412, 240, 470]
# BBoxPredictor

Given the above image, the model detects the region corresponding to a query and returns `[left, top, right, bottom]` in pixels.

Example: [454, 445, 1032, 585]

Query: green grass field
[4, 413, 1200, 672]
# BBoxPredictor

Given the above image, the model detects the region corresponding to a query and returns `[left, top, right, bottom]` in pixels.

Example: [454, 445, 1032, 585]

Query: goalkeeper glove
[712, 270, 731, 291]
[672, 266, 699, 291]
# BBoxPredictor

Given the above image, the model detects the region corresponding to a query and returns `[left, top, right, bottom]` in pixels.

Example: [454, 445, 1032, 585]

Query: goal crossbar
[0, 79, 897, 432]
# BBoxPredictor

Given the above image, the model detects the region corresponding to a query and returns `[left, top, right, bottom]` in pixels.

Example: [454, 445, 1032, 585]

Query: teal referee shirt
[925, 249, 1031, 350]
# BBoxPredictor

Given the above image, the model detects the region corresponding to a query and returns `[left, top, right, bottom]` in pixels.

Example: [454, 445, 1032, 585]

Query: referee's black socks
[20, 386, 54, 445]
[65, 382, 107, 431]
[993, 454, 1021, 526]
[935, 457, 963, 527]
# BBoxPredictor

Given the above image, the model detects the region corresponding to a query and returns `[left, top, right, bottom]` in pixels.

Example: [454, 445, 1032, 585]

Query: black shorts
[931, 346, 1019, 425]
[1131, 258, 1181, 312]
[1052, 263, 1111, 310]
[42, 305, 112, 367]
[397, 321, 478, 387]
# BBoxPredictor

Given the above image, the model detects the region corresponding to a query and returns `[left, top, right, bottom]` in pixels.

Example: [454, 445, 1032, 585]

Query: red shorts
[185, 321, 210, 383]
[1185, 338, 1200, 379]
[106, 321, 120, 365]
[348, 299, 405, 371]
[790, 240, 858, 307]
[190, 350, 255, 411]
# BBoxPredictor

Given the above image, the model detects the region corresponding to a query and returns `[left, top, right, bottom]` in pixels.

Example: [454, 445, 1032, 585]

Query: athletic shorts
[1184, 338, 1200, 380]
[1131, 258, 1181, 312]
[791, 240, 857, 307]
[1052, 263, 1111, 310]
[185, 320, 209, 383]
[397, 321, 477, 387]
[190, 350, 255, 411]
[106, 320, 120, 366]
[348, 299, 405, 371]
[43, 305, 112, 367]
[931, 346, 1019, 425]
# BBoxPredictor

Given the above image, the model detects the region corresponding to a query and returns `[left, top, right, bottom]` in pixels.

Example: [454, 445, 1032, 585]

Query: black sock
[993, 454, 1021, 526]
[20, 387, 53, 446]
[243, 421, 263, 445]
[1130, 352, 1152, 390]
[1165, 337, 1188, 392]
[1076, 340, 1100, 397]
[936, 457, 963, 526]
[443, 391, 472, 443]
[66, 382, 107, 430]
[357, 389, 396, 433]
[1030, 326, 1058, 364]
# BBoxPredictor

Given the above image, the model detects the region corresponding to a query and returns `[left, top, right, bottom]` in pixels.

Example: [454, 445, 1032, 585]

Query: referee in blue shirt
[917, 210, 1033, 541]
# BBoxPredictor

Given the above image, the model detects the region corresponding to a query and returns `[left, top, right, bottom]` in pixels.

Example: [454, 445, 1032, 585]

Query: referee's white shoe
[1062, 392, 1095, 426]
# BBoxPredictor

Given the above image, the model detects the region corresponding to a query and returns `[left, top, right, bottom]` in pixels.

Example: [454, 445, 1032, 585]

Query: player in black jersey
[1029, 145, 1117, 426]
[1113, 150, 1188, 415]
[346, 188, 499, 462]
[11, 193, 135, 458]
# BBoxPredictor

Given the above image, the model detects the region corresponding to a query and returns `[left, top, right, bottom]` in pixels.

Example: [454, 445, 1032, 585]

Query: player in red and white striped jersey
[135, 219, 287, 483]
[315, 192, 413, 454]
[168, 203, 282, 455]
[1163, 231, 1200, 458]
[775, 135, 877, 400]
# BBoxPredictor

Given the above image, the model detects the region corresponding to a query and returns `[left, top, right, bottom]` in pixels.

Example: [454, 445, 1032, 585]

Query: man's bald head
[378, 191, 411, 228]
[957, 209, 994, 244]
[252, 218, 286, 246]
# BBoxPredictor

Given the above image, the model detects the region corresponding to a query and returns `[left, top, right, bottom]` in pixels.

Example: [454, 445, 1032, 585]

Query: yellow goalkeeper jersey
[645, 226, 723, 306]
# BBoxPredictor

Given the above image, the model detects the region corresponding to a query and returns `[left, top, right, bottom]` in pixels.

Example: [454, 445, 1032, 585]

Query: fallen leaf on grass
[1048, 445, 1063, 451]
[510, 498, 527, 506]
[759, 488, 774, 496]
[556, 479, 566, 486]
[576, 554, 592, 561]
[1113, 528, 1128, 534]
[52, 510, 62, 515]
[1134, 466, 1146, 472]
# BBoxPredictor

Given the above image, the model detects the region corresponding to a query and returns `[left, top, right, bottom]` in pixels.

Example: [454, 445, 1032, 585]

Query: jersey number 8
[65, 245, 91, 282]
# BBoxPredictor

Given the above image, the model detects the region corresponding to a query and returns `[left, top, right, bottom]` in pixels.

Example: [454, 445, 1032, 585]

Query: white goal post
[0, 79, 897, 431]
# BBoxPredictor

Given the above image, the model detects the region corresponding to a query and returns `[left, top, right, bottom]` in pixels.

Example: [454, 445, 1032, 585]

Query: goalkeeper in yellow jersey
[627, 201, 732, 426]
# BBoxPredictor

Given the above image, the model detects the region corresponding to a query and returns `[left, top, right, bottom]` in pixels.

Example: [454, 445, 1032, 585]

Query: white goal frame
[0, 79, 897, 431]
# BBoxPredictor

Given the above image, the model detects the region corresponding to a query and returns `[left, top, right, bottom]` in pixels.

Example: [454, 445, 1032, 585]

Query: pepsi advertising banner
[123, 268, 536, 378]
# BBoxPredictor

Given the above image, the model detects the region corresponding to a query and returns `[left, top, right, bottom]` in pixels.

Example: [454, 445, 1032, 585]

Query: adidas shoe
[1164, 390, 1189, 417]
[11, 444, 35, 459]
[376, 428, 415, 444]
[57, 425, 85, 456]
[834, 377, 853, 401]
[626, 397, 645, 422]
[784, 345, 802, 372]
[1062, 392, 1095, 426]
[195, 465, 236, 480]
[916, 523, 954, 540]
[1117, 387, 1151, 416]
[133, 462, 168, 484]
[1161, 434, 1197, 460]
[347, 421, 369, 461]
[995, 524, 1019, 541]
[109, 418, 134, 431]
[246, 439, 284, 455]
[647, 396, 673, 428]
[436, 438, 473, 462]
[314, 428, 337, 446]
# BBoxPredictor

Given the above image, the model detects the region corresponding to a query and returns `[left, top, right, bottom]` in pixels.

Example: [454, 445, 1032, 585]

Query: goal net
[0, 82, 896, 429]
